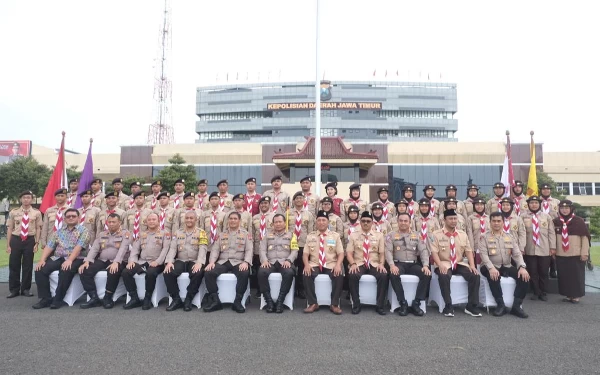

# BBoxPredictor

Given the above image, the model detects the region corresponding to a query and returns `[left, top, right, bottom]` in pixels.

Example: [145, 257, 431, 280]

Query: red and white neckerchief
[133, 210, 141, 240]
[197, 193, 207, 210]
[407, 201, 415, 219]
[429, 200, 436, 217]
[476, 214, 487, 235]
[559, 214, 574, 251]
[381, 202, 389, 221]
[218, 195, 226, 212]
[362, 232, 371, 269]
[210, 211, 218, 244]
[503, 218, 511, 234]
[79, 206, 89, 224]
[104, 209, 115, 230]
[151, 195, 158, 210]
[173, 195, 181, 209]
[53, 206, 65, 232]
[420, 217, 429, 241]
[259, 213, 267, 240]
[446, 231, 458, 270]
[128, 198, 134, 210]
[542, 198, 551, 214]
[373, 218, 384, 233]
[246, 194, 255, 213]
[294, 210, 302, 238]
[514, 196, 522, 216]
[318, 233, 326, 271]
[348, 198, 360, 208]
[91, 193, 99, 207]
[347, 222, 359, 236]
[159, 208, 167, 230]
[272, 193, 281, 212]
[67, 193, 75, 207]
[496, 197, 502, 212]
[20, 209, 29, 241]
[303, 193, 310, 211]
[531, 213, 540, 246]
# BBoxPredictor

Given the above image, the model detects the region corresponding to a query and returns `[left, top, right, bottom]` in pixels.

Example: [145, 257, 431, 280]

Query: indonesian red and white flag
[500, 132, 515, 198]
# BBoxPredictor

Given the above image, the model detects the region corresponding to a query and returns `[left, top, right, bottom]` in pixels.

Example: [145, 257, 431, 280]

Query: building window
[572, 182, 592, 196]
[556, 182, 570, 195]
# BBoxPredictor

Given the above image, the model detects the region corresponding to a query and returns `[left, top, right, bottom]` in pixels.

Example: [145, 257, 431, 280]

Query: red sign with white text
[0, 140, 32, 164]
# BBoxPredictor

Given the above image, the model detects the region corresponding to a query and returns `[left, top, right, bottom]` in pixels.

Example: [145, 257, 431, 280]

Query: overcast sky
[1, 0, 598, 153]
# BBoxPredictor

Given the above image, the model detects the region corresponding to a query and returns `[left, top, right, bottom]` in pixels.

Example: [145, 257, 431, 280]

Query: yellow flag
[290, 233, 299, 251]
[526, 132, 538, 196]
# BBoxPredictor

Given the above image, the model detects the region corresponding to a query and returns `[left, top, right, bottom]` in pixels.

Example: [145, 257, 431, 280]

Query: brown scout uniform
[438, 214, 467, 232]
[512, 195, 529, 216]
[465, 213, 491, 252]
[98, 207, 126, 231]
[412, 215, 441, 240]
[429, 228, 472, 270]
[216, 193, 235, 214]
[252, 212, 275, 255]
[124, 207, 154, 234]
[154, 206, 176, 233]
[259, 230, 298, 264]
[346, 230, 386, 268]
[262, 189, 289, 215]
[166, 228, 209, 264]
[340, 199, 369, 223]
[209, 228, 253, 266]
[144, 193, 161, 210]
[485, 196, 503, 216]
[522, 211, 556, 256]
[385, 230, 429, 265]
[170, 193, 186, 210]
[127, 229, 172, 264]
[291, 209, 315, 248]
[77, 205, 102, 248]
[438, 200, 468, 223]
[201, 209, 226, 234]
[7, 206, 42, 240]
[40, 204, 69, 248]
[90, 191, 105, 210]
[195, 192, 210, 211]
[172, 208, 204, 233]
[327, 213, 344, 239]
[102, 192, 129, 211]
[503, 214, 526, 252]
[540, 197, 560, 219]
[479, 231, 526, 269]
[375, 200, 396, 222]
[305, 230, 344, 269]
[372, 218, 393, 236]
[554, 232, 590, 258]
[464, 198, 475, 217]
[343, 221, 361, 249]
[85, 228, 132, 263]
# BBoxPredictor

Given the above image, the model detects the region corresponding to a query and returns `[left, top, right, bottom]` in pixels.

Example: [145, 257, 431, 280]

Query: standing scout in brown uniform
[40, 188, 70, 249]
[422, 184, 440, 218]
[145, 180, 163, 211]
[374, 187, 396, 222]
[479, 212, 530, 318]
[511, 180, 529, 217]
[300, 176, 320, 215]
[262, 176, 289, 215]
[412, 198, 441, 253]
[163, 210, 209, 312]
[258, 214, 298, 313]
[540, 183, 560, 278]
[463, 184, 480, 217]
[78, 213, 131, 309]
[202, 192, 227, 246]
[224, 193, 253, 233]
[172, 192, 203, 233]
[440, 197, 467, 231]
[522, 196, 556, 301]
[499, 197, 526, 251]
[341, 183, 369, 223]
[122, 181, 142, 211]
[320, 197, 344, 238]
[203, 212, 253, 313]
[6, 191, 42, 298]
[371, 202, 392, 236]
[386, 212, 430, 316]
[347, 211, 388, 315]
[430, 209, 481, 318]
[99, 192, 126, 231]
[401, 184, 417, 220]
[465, 197, 490, 265]
[90, 179, 105, 209]
[251, 196, 275, 297]
[486, 182, 505, 216]
[195, 179, 210, 211]
[216, 179, 234, 214]
[121, 213, 171, 310]
[290, 191, 315, 299]
[66, 178, 79, 208]
[154, 191, 176, 233]
[303, 210, 345, 315]
[438, 185, 468, 223]
[170, 179, 186, 210]
[125, 191, 153, 241]
[554, 200, 590, 303]
[77, 190, 102, 249]
[105, 177, 129, 211]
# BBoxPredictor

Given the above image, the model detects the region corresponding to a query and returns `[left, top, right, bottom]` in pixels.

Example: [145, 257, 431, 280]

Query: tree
[524, 171, 566, 200]
[0, 157, 51, 201]
[154, 154, 197, 193]
[121, 175, 153, 195]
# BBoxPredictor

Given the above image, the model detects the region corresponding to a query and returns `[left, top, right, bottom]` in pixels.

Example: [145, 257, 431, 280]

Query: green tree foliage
[524, 171, 566, 200]
[120, 175, 153, 195]
[588, 207, 600, 239]
[0, 157, 51, 201]
[154, 154, 197, 193]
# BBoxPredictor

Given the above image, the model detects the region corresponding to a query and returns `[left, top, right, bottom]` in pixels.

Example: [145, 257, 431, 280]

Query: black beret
[540, 183, 552, 190]
[174, 179, 185, 185]
[347, 205, 359, 213]
[423, 184, 436, 192]
[444, 197, 458, 203]
[445, 184, 457, 191]
[217, 179, 228, 186]
[526, 195, 541, 203]
[157, 191, 170, 199]
[79, 189, 93, 197]
[209, 191, 219, 199]
[183, 192, 195, 199]
[19, 190, 34, 198]
[245, 177, 256, 184]
[233, 193, 245, 200]
[320, 197, 333, 204]
[151, 180, 162, 187]
[112, 177, 123, 184]
[300, 176, 311, 183]
[104, 192, 116, 198]
[325, 182, 337, 190]
[493, 182, 505, 188]
[69, 178, 79, 184]
[371, 202, 383, 210]
[418, 198, 430, 205]
[467, 184, 479, 190]
[130, 181, 142, 188]
[259, 196, 271, 203]
[54, 188, 68, 196]
[402, 184, 415, 192]
[132, 191, 146, 199]
[349, 183, 361, 190]
[293, 191, 304, 200]
[514, 180, 524, 187]
[377, 187, 389, 194]
[197, 179, 208, 185]
[395, 199, 409, 207]
[91, 178, 102, 184]
[270, 176, 283, 183]
[361, 211, 373, 219]
[443, 209, 457, 218]
[316, 210, 328, 219]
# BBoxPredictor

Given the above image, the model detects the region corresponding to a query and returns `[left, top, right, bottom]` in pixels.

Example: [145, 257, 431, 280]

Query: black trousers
[80, 260, 126, 295]
[294, 247, 305, 292]
[9, 235, 35, 293]
[121, 263, 165, 298]
[35, 258, 84, 300]
[524, 255, 551, 295]
[257, 262, 296, 296]
[480, 265, 528, 301]
[435, 264, 480, 306]
[389, 262, 431, 302]
[204, 261, 250, 295]
[303, 266, 344, 306]
[163, 260, 205, 297]
[250, 254, 260, 290]
[348, 265, 389, 308]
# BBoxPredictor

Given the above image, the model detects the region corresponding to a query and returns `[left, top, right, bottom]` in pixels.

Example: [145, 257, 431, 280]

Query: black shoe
[586, 260, 594, 271]
[80, 293, 101, 309]
[203, 293, 223, 312]
[410, 301, 425, 317]
[375, 307, 386, 316]
[123, 296, 142, 310]
[539, 294, 548, 302]
[166, 297, 183, 312]
[183, 297, 193, 312]
[21, 289, 34, 297]
[549, 270, 557, 278]
[442, 304, 454, 317]
[50, 298, 66, 309]
[464, 305, 482, 317]
[493, 305, 507, 317]
[103, 295, 115, 309]
[254, 290, 261, 299]
[32, 298, 51, 309]
[510, 305, 529, 319]
[264, 294, 275, 313]
[142, 296, 153, 310]
[7, 290, 20, 299]
[530, 294, 538, 301]
[351, 305, 361, 315]
[275, 291, 287, 314]
[397, 300, 409, 316]
[232, 294, 245, 313]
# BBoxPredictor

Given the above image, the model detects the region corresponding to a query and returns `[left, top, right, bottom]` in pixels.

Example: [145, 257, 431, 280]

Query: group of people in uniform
[5, 175, 590, 317]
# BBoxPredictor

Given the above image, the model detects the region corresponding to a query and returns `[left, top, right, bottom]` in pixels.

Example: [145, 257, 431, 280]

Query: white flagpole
[314, 0, 322, 197]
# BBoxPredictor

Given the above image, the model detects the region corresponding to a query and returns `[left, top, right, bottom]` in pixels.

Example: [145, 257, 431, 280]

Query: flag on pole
[373, 69, 376, 77]
[74, 139, 94, 209]
[500, 130, 515, 198]
[527, 131, 538, 197]
[40, 132, 67, 213]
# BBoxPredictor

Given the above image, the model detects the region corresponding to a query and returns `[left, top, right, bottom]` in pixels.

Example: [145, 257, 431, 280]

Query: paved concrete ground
[1, 284, 599, 375]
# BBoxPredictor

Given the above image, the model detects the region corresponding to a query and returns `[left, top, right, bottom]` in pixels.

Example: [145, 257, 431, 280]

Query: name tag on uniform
[326, 239, 335, 246]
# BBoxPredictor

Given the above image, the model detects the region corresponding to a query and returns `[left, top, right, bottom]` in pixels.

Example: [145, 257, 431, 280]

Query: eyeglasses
[65, 215, 78, 219]
[360, 220, 372, 223]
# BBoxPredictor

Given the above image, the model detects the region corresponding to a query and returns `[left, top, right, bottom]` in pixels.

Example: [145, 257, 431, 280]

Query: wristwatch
[518, 265, 526, 270]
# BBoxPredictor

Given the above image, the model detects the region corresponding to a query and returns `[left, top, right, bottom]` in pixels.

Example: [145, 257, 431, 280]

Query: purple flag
[74, 140, 94, 209]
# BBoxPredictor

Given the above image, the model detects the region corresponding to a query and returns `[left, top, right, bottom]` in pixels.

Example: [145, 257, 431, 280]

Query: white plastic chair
[216, 273, 250, 306]
[126, 273, 169, 307]
[429, 270, 469, 313]
[259, 273, 295, 310]
[86, 270, 127, 302]
[312, 274, 333, 306]
[387, 274, 427, 313]
[349, 274, 378, 306]
[49, 271, 86, 306]
[479, 276, 517, 311]
[166, 272, 205, 309]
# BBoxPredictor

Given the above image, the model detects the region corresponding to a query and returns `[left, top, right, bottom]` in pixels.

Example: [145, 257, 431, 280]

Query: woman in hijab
[553, 200, 590, 303]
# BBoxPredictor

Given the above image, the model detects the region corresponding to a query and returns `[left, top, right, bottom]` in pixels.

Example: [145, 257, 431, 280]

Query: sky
[1, 0, 599, 154]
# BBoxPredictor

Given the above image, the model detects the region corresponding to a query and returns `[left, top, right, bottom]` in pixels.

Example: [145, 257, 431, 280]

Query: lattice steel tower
[147, 0, 174, 145]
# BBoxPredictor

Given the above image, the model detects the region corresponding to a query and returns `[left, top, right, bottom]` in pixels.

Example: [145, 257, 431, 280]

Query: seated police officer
[386, 212, 431, 316]
[258, 214, 298, 313]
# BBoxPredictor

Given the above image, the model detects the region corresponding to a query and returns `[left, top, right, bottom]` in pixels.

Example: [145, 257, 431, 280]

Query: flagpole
[314, 0, 322, 197]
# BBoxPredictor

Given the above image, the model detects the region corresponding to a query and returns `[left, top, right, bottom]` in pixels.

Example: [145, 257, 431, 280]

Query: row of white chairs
[48, 270, 516, 313]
